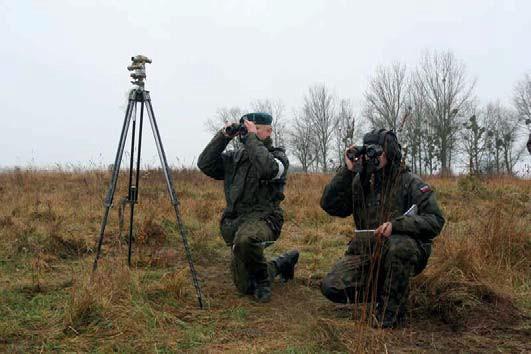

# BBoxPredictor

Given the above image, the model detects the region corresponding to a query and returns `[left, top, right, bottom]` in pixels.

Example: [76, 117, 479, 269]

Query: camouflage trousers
[320, 233, 430, 317]
[221, 215, 279, 294]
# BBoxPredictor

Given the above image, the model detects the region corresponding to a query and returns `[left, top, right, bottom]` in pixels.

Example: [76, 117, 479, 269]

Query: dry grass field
[0, 169, 530, 353]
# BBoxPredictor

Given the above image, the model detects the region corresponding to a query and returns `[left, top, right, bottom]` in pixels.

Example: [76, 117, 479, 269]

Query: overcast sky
[1, 0, 530, 169]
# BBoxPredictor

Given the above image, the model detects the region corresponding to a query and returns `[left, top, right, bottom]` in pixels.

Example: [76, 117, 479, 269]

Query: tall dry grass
[0, 169, 529, 352]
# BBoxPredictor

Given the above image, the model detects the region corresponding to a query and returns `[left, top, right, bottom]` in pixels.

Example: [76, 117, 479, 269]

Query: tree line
[205, 50, 531, 176]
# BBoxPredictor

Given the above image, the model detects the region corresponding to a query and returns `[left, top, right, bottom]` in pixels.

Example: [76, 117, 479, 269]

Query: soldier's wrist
[339, 165, 354, 178]
[244, 133, 258, 145]
[218, 129, 234, 140]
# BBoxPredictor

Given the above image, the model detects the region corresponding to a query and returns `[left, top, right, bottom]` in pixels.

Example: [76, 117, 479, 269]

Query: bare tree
[334, 99, 361, 168]
[513, 73, 531, 129]
[288, 110, 317, 173]
[483, 103, 503, 174]
[460, 111, 486, 174]
[364, 63, 409, 131]
[513, 73, 531, 154]
[407, 84, 438, 176]
[204, 106, 245, 149]
[251, 99, 287, 147]
[204, 106, 244, 134]
[402, 81, 429, 174]
[413, 50, 476, 175]
[483, 102, 525, 175]
[304, 85, 337, 172]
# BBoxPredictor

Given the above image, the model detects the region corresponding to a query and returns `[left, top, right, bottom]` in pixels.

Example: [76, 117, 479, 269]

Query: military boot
[253, 269, 272, 303]
[373, 302, 407, 329]
[272, 250, 300, 283]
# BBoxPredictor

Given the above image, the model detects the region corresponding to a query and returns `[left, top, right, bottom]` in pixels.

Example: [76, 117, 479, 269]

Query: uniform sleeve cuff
[338, 166, 354, 179]
[390, 216, 405, 233]
[215, 130, 232, 142]
[244, 133, 259, 145]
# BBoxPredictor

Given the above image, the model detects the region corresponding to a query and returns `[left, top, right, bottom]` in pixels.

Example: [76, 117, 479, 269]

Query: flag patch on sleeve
[420, 185, 431, 193]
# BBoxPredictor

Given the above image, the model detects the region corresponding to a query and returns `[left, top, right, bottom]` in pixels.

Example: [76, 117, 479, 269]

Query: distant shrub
[457, 174, 488, 197]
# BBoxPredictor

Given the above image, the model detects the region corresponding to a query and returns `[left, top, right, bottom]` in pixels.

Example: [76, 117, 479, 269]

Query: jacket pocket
[414, 241, 431, 275]
[220, 213, 240, 246]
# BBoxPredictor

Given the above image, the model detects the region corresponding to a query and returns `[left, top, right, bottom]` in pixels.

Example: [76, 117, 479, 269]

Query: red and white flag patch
[420, 185, 432, 193]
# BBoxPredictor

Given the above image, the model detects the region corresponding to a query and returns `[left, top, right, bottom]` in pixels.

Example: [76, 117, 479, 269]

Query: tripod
[92, 56, 204, 309]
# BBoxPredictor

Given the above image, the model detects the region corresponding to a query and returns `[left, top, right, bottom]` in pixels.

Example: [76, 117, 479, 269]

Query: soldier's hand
[243, 119, 257, 134]
[344, 145, 358, 171]
[222, 121, 234, 138]
[375, 222, 392, 238]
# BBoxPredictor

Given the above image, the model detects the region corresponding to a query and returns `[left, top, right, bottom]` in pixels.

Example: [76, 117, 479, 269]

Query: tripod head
[127, 55, 152, 89]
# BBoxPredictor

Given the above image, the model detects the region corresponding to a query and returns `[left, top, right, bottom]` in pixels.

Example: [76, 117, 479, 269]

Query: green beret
[240, 112, 273, 125]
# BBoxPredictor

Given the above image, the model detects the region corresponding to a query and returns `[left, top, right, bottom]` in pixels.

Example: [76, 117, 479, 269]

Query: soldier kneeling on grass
[319, 129, 445, 328]
[198, 112, 299, 303]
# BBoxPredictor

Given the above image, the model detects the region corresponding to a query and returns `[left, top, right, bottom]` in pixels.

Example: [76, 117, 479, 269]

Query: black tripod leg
[127, 101, 144, 266]
[126, 101, 139, 267]
[93, 96, 135, 272]
[145, 97, 205, 309]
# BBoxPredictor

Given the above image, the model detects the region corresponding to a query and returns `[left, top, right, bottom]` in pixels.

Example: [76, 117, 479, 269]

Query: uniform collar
[261, 136, 274, 151]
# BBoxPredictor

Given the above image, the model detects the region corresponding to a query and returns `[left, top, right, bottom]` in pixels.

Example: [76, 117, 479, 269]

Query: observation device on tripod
[92, 55, 204, 308]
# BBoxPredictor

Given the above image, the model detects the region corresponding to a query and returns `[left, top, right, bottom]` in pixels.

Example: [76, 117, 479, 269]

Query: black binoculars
[346, 144, 383, 161]
[224, 118, 248, 137]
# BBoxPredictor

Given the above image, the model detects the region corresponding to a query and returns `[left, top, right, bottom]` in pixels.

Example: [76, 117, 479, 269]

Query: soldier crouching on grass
[197, 112, 299, 303]
[319, 129, 445, 328]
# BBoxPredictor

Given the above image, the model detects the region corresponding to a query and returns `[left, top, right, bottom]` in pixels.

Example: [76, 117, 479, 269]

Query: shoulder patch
[420, 185, 431, 193]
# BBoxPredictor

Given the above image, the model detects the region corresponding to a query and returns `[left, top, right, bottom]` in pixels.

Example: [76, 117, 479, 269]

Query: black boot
[272, 250, 300, 283]
[253, 269, 272, 303]
[373, 303, 407, 329]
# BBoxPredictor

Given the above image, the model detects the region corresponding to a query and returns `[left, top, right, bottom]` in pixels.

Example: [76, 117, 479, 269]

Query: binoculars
[224, 117, 248, 137]
[346, 144, 383, 161]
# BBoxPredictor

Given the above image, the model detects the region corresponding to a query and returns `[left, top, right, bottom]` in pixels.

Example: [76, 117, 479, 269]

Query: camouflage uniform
[197, 131, 289, 295]
[320, 148, 445, 325]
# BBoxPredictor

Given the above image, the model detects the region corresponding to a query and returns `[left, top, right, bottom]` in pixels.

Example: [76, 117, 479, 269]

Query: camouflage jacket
[320, 166, 445, 243]
[197, 131, 289, 234]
